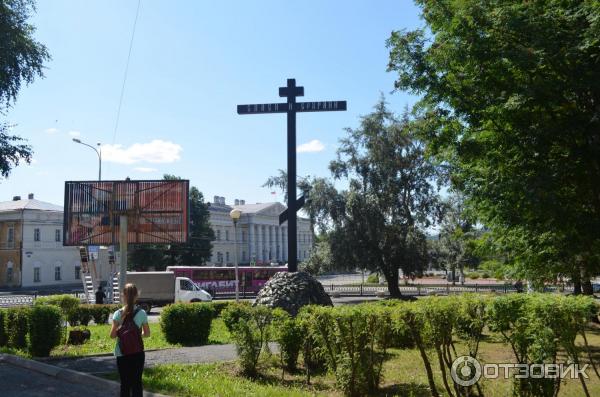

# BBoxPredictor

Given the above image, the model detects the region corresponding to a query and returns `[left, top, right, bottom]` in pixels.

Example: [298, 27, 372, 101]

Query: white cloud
[68, 130, 81, 137]
[102, 139, 182, 164]
[45, 128, 59, 135]
[133, 167, 158, 173]
[297, 139, 325, 153]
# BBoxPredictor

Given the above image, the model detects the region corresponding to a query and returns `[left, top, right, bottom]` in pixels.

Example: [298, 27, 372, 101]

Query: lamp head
[229, 209, 242, 221]
[72, 138, 81, 143]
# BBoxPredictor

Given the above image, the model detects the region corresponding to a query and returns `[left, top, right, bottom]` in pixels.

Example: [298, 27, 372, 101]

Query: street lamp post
[72, 138, 102, 181]
[230, 209, 242, 302]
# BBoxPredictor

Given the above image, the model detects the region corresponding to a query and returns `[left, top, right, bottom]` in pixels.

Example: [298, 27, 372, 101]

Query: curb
[0, 353, 170, 397]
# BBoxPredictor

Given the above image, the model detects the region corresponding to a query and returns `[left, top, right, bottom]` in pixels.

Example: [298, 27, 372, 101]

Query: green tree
[277, 98, 441, 297]
[387, 1, 600, 293]
[0, 0, 50, 179]
[129, 175, 214, 269]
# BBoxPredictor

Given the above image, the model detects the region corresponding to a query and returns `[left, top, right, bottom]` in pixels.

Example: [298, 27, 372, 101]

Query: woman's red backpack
[116, 307, 144, 356]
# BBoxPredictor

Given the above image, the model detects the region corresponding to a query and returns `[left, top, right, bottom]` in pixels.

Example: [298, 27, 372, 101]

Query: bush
[366, 273, 379, 284]
[230, 305, 274, 376]
[0, 309, 7, 347]
[302, 304, 393, 396]
[29, 305, 63, 357]
[467, 272, 479, 280]
[272, 308, 304, 371]
[35, 294, 80, 317]
[481, 272, 490, 279]
[67, 305, 92, 326]
[160, 303, 214, 345]
[222, 302, 253, 333]
[209, 301, 237, 318]
[6, 307, 29, 349]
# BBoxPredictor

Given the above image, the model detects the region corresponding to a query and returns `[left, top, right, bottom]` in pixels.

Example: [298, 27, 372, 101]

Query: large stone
[254, 271, 333, 316]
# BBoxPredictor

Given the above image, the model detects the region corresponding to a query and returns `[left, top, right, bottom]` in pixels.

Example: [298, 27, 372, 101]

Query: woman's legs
[131, 352, 145, 397]
[116, 355, 132, 397]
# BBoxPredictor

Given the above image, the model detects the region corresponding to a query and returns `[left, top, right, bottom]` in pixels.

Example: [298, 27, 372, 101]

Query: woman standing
[110, 283, 150, 397]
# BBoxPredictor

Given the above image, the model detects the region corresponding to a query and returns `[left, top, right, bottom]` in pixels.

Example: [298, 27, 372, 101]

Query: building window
[226, 252, 230, 263]
[216, 230, 221, 241]
[75, 266, 81, 280]
[7, 227, 14, 243]
[34, 228, 41, 241]
[55, 266, 61, 281]
[225, 230, 229, 241]
[34, 267, 41, 283]
[242, 251, 247, 261]
[55, 229, 61, 242]
[242, 231, 246, 242]
[6, 268, 13, 283]
[217, 252, 223, 263]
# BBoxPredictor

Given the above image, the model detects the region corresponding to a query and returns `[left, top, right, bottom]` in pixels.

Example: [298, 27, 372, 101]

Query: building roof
[232, 202, 280, 214]
[0, 199, 63, 212]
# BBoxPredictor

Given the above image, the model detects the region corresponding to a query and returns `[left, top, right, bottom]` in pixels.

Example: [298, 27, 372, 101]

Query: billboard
[63, 180, 189, 246]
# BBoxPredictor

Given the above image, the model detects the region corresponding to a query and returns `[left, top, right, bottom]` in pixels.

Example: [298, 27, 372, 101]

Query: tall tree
[275, 97, 442, 297]
[129, 175, 214, 270]
[0, 0, 50, 179]
[387, 1, 600, 292]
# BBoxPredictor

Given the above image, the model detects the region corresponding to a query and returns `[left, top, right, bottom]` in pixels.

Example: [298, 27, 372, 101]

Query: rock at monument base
[254, 271, 333, 316]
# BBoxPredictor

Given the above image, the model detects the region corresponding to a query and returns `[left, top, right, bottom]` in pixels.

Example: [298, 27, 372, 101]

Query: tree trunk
[384, 268, 402, 298]
[581, 266, 594, 295]
[573, 271, 582, 295]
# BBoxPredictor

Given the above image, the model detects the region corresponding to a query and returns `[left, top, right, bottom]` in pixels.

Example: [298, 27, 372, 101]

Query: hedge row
[160, 302, 214, 346]
[67, 304, 121, 326]
[219, 294, 596, 397]
[0, 305, 63, 357]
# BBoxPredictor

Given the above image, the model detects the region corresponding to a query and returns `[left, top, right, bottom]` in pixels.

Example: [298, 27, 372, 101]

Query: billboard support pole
[119, 215, 128, 296]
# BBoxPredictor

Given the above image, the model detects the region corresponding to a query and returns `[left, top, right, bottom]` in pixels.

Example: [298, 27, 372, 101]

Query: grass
[2, 317, 231, 358]
[127, 325, 600, 397]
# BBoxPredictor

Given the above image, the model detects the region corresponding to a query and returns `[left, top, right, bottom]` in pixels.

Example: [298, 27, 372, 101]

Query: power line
[111, 0, 142, 145]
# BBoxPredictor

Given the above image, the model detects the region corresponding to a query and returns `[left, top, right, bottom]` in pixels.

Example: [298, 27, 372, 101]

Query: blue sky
[2, 0, 422, 207]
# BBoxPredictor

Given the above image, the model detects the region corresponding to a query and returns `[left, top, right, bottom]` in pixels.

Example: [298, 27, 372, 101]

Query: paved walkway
[0, 362, 110, 397]
[42, 343, 277, 374]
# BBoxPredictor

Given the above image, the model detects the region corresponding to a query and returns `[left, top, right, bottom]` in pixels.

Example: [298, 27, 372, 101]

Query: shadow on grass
[375, 382, 431, 397]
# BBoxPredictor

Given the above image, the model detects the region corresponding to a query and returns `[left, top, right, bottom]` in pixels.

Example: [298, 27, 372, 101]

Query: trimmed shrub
[481, 272, 490, 279]
[272, 308, 304, 371]
[160, 303, 214, 345]
[67, 305, 92, 326]
[209, 300, 237, 318]
[6, 307, 29, 349]
[35, 294, 80, 317]
[230, 305, 274, 376]
[366, 273, 379, 284]
[222, 301, 253, 333]
[29, 305, 63, 357]
[302, 304, 393, 396]
[0, 309, 7, 347]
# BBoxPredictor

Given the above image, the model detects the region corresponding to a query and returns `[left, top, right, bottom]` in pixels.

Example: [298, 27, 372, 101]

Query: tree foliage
[0, 0, 49, 179]
[266, 98, 442, 296]
[387, 1, 600, 290]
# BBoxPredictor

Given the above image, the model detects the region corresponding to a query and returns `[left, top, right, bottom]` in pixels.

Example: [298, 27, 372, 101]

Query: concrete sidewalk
[0, 354, 169, 397]
[42, 343, 278, 375]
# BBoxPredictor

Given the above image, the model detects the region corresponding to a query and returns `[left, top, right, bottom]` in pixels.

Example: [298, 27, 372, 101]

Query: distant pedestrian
[110, 283, 150, 397]
[95, 286, 106, 305]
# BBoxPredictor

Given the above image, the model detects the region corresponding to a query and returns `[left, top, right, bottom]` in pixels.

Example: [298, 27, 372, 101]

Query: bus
[165, 265, 287, 294]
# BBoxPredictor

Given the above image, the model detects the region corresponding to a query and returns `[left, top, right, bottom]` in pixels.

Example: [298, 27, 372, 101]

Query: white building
[208, 196, 312, 266]
[0, 194, 81, 288]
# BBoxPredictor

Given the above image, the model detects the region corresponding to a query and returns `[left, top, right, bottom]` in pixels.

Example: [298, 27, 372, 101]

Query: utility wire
[111, 0, 142, 145]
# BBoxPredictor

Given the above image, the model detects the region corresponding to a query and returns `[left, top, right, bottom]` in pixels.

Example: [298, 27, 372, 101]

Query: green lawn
[49, 317, 231, 357]
[129, 326, 600, 397]
[0, 317, 229, 358]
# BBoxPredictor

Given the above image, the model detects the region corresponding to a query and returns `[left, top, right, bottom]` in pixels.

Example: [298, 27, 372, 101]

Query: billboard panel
[63, 180, 189, 246]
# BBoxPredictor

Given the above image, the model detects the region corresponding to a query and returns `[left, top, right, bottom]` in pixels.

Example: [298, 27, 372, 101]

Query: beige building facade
[208, 196, 312, 266]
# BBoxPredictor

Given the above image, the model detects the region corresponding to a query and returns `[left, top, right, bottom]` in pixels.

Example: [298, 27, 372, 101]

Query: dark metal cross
[237, 78, 346, 272]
